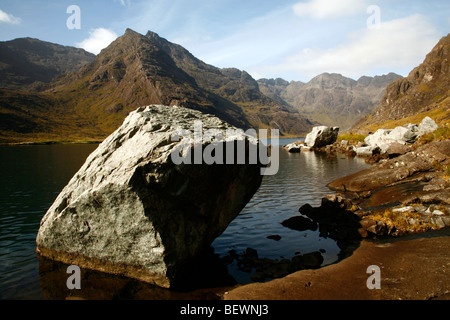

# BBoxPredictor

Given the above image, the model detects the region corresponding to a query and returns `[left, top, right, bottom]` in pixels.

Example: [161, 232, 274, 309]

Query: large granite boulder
[304, 126, 339, 148]
[36, 105, 263, 288]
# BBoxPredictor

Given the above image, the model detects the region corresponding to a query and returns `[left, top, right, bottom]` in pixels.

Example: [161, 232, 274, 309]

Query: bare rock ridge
[36, 105, 264, 288]
[354, 33, 450, 132]
[143, 30, 314, 136]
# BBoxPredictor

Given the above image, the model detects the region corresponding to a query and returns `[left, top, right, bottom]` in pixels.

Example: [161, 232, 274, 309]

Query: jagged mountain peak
[307, 73, 356, 89]
[257, 71, 401, 129]
[1, 29, 316, 143]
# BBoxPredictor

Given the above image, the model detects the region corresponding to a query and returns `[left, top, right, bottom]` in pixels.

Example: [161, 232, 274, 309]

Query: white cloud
[0, 9, 22, 25]
[76, 28, 118, 55]
[253, 14, 441, 80]
[293, 0, 367, 19]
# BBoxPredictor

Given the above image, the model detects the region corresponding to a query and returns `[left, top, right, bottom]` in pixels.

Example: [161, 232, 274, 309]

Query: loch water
[0, 140, 370, 299]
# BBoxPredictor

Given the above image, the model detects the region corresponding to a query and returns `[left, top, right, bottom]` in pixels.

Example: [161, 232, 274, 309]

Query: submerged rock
[281, 216, 318, 232]
[36, 105, 263, 288]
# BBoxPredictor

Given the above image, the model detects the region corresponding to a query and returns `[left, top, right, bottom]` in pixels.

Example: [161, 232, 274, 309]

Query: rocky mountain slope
[0, 29, 313, 143]
[353, 33, 450, 133]
[0, 37, 95, 91]
[258, 72, 401, 130]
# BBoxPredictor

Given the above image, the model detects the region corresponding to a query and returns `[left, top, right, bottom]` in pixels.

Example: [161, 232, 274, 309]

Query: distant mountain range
[258, 72, 402, 130]
[0, 29, 314, 143]
[1, 29, 446, 144]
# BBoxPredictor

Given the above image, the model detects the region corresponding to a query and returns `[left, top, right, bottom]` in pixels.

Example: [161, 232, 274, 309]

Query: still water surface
[0, 139, 370, 299]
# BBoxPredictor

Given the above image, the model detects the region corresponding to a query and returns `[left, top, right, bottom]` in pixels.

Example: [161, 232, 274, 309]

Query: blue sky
[0, 0, 449, 82]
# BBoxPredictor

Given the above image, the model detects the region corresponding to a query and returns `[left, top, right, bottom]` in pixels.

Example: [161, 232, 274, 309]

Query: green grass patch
[337, 133, 367, 143]
[418, 126, 450, 145]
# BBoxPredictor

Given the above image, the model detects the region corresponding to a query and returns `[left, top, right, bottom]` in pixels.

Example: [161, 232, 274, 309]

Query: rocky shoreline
[35, 106, 449, 297]
[217, 118, 450, 287]
[224, 119, 450, 299]
[223, 229, 450, 300]
[282, 118, 450, 240]
[222, 119, 450, 299]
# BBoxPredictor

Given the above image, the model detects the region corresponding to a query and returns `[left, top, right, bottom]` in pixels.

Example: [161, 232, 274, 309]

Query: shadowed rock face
[36, 105, 263, 288]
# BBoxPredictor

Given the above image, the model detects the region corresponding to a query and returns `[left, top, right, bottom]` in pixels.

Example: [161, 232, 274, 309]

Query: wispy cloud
[0, 9, 22, 25]
[114, 0, 131, 7]
[76, 28, 118, 55]
[250, 14, 441, 80]
[293, 0, 367, 19]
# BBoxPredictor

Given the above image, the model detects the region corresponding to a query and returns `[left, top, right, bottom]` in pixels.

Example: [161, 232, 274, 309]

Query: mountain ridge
[353, 33, 450, 133]
[258, 72, 402, 130]
[0, 29, 313, 143]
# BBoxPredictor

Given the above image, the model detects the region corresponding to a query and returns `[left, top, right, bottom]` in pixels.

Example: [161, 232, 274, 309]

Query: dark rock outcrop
[36, 105, 264, 288]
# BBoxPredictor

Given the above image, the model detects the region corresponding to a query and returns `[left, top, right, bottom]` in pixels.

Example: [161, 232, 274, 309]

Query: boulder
[364, 127, 416, 153]
[304, 126, 339, 148]
[283, 141, 303, 153]
[36, 105, 263, 288]
[418, 116, 438, 136]
[385, 142, 409, 158]
[355, 146, 376, 157]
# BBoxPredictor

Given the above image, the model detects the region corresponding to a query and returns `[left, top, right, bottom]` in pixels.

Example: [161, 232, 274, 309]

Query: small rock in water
[266, 235, 282, 241]
[281, 216, 318, 232]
